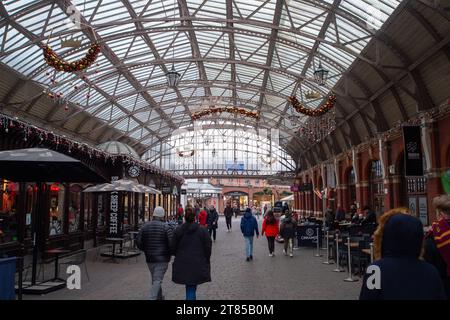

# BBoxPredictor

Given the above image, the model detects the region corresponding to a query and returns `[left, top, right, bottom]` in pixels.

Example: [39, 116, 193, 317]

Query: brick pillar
[426, 173, 443, 223]
[356, 181, 369, 209]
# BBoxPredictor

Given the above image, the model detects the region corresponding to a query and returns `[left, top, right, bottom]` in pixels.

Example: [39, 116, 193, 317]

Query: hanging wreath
[43, 43, 101, 72]
[192, 107, 260, 121]
[260, 155, 277, 165]
[288, 94, 336, 117]
[176, 148, 195, 157]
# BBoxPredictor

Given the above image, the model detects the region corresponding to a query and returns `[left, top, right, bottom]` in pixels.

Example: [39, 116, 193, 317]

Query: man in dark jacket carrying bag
[137, 206, 173, 300]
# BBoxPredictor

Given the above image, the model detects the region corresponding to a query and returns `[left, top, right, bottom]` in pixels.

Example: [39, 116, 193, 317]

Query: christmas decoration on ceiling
[288, 94, 336, 117]
[0, 113, 184, 184]
[43, 43, 101, 72]
[296, 108, 336, 144]
[177, 148, 195, 157]
[260, 155, 278, 166]
[191, 107, 260, 121]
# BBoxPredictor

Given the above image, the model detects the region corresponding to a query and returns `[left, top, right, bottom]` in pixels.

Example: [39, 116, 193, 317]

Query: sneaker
[246, 257, 250, 262]
[283, 250, 287, 256]
[250, 255, 253, 260]
[269, 253, 273, 257]
[290, 253, 293, 257]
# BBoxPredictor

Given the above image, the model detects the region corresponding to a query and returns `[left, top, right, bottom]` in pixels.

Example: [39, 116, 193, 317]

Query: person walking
[176, 204, 184, 225]
[280, 211, 296, 257]
[171, 207, 212, 300]
[423, 195, 450, 299]
[359, 208, 446, 300]
[224, 203, 233, 232]
[262, 210, 279, 257]
[194, 205, 200, 223]
[198, 207, 208, 227]
[207, 205, 219, 241]
[137, 206, 173, 300]
[240, 207, 259, 261]
[233, 205, 240, 219]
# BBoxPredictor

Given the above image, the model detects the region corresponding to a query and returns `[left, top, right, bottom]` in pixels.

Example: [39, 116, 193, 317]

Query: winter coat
[262, 218, 279, 237]
[137, 219, 173, 263]
[224, 206, 233, 218]
[240, 211, 259, 237]
[207, 209, 219, 230]
[198, 210, 208, 226]
[335, 208, 346, 222]
[171, 222, 212, 285]
[280, 216, 296, 239]
[361, 211, 377, 225]
[360, 212, 446, 300]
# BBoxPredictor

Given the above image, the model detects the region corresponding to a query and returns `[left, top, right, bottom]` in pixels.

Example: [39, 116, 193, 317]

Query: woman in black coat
[171, 207, 212, 300]
[206, 206, 219, 241]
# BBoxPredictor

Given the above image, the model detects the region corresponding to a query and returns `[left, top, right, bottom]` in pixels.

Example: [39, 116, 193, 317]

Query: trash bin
[0, 257, 16, 300]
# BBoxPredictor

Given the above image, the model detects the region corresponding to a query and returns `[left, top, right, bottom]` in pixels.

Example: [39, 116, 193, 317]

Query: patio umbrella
[0, 148, 106, 182]
[83, 179, 161, 194]
[0, 148, 107, 287]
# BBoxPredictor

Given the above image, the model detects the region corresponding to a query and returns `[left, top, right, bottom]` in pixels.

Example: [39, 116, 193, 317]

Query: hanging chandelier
[297, 108, 336, 144]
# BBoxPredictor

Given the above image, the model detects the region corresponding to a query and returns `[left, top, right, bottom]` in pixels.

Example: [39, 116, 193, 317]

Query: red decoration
[288, 94, 336, 117]
[43, 43, 101, 72]
[191, 107, 260, 121]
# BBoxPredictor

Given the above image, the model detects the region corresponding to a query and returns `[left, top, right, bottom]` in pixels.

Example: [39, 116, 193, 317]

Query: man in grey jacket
[137, 206, 173, 300]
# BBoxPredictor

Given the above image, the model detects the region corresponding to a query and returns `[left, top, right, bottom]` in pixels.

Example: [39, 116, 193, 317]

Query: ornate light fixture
[166, 64, 180, 87]
[313, 61, 329, 86]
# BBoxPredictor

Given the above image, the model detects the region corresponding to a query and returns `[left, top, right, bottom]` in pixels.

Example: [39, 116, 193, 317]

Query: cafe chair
[59, 249, 90, 282]
[352, 240, 371, 276]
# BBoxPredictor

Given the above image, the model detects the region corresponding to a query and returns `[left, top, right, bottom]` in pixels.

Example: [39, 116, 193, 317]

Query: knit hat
[153, 206, 165, 218]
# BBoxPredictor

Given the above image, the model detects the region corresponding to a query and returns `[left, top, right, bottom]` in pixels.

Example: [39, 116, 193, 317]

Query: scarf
[432, 218, 450, 275]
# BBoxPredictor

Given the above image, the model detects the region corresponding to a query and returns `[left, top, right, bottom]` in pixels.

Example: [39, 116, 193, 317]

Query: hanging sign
[418, 196, 428, 226]
[108, 176, 122, 237]
[402, 126, 424, 177]
[162, 186, 172, 194]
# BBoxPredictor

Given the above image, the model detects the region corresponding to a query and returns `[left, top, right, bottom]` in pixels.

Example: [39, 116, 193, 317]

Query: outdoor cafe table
[102, 238, 125, 262]
[45, 249, 70, 281]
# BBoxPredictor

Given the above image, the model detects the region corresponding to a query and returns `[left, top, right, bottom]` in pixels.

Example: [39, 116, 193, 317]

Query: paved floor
[24, 217, 361, 300]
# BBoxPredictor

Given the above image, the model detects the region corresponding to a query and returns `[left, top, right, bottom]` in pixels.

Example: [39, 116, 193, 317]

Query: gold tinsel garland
[43, 43, 101, 72]
[288, 94, 336, 117]
[191, 107, 260, 121]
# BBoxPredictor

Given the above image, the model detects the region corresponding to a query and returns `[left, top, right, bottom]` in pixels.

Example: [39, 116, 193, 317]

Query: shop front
[224, 191, 248, 212]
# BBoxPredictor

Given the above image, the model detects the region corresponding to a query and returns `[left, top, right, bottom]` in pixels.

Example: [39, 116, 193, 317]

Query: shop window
[0, 180, 19, 243]
[69, 184, 82, 233]
[97, 194, 105, 227]
[49, 183, 65, 236]
[83, 192, 93, 230]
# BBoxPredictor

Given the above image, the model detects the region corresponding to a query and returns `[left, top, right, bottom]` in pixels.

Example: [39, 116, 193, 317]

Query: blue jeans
[244, 236, 254, 257]
[186, 285, 197, 300]
[147, 262, 169, 300]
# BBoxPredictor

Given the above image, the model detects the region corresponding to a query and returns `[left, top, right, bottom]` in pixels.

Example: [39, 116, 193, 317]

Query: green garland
[441, 170, 450, 195]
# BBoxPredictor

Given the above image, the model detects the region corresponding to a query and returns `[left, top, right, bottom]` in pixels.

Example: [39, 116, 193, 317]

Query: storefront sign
[403, 126, 424, 177]
[162, 186, 172, 194]
[418, 196, 428, 226]
[225, 191, 248, 197]
[225, 161, 245, 171]
[408, 197, 417, 217]
[181, 189, 187, 195]
[108, 176, 121, 237]
[297, 225, 322, 247]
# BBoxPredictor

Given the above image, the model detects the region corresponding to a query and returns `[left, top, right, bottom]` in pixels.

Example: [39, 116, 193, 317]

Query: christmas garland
[43, 43, 101, 72]
[288, 94, 336, 117]
[260, 155, 277, 165]
[192, 107, 260, 121]
[177, 149, 195, 157]
[0, 114, 184, 184]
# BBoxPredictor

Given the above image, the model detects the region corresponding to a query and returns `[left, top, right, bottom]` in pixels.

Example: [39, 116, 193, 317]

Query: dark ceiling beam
[226, 0, 237, 104]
